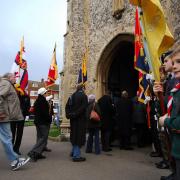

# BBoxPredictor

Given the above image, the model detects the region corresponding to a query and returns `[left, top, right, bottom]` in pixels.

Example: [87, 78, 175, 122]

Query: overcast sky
[0, 0, 67, 82]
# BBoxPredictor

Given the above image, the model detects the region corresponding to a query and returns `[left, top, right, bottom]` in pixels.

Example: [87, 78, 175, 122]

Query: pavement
[0, 126, 170, 180]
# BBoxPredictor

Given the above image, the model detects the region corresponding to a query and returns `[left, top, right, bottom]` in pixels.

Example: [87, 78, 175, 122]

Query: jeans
[72, 145, 81, 158]
[86, 128, 100, 154]
[0, 122, 18, 161]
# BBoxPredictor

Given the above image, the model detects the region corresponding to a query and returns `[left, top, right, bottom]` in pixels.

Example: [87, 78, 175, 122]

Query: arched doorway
[108, 40, 138, 98]
[97, 33, 138, 98]
[96, 34, 151, 146]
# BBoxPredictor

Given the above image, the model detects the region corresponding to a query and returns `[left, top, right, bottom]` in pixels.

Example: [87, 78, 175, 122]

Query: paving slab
[0, 126, 170, 180]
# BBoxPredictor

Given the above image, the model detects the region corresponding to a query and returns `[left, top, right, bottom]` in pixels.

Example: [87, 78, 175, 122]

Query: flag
[11, 37, 28, 91]
[130, 0, 174, 81]
[134, 7, 149, 74]
[134, 7, 149, 103]
[46, 44, 58, 88]
[137, 72, 149, 103]
[78, 51, 87, 85]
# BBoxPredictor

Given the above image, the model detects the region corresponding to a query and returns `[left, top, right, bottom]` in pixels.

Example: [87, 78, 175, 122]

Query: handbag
[90, 103, 100, 121]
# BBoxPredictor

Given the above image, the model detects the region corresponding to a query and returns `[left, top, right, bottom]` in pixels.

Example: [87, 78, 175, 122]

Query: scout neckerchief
[167, 83, 180, 117]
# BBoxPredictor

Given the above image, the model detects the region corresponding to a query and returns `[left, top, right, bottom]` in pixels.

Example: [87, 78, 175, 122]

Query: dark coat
[132, 99, 147, 124]
[98, 95, 115, 130]
[164, 89, 180, 160]
[115, 97, 133, 135]
[18, 94, 31, 118]
[65, 89, 88, 147]
[34, 95, 51, 125]
[86, 102, 101, 129]
[164, 76, 178, 101]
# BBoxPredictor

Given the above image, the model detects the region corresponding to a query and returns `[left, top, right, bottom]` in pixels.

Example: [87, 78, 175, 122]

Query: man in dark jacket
[65, 84, 88, 162]
[116, 90, 133, 150]
[132, 96, 147, 147]
[98, 94, 115, 152]
[28, 87, 51, 161]
[11, 89, 30, 155]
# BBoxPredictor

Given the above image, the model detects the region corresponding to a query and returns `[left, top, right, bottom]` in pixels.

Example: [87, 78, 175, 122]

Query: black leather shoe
[102, 148, 112, 152]
[72, 157, 86, 162]
[124, 146, 134, 150]
[85, 150, 92, 153]
[36, 154, 46, 159]
[160, 173, 174, 180]
[27, 152, 37, 162]
[156, 161, 169, 169]
[155, 160, 164, 166]
[150, 152, 161, 157]
[43, 147, 52, 152]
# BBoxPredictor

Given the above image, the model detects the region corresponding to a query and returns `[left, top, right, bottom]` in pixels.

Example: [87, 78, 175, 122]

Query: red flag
[20, 70, 28, 90]
[46, 44, 58, 87]
[11, 37, 28, 91]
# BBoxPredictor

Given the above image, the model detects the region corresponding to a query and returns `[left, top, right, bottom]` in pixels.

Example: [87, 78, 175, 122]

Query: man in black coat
[28, 87, 51, 161]
[116, 90, 133, 150]
[65, 84, 88, 162]
[10, 91, 30, 155]
[98, 94, 115, 152]
[132, 96, 147, 147]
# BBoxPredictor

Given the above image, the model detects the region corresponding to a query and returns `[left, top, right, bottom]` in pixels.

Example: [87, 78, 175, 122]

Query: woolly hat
[88, 94, 96, 102]
[38, 87, 47, 95]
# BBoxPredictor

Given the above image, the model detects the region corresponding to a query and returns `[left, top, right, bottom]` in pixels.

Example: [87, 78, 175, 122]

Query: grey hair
[2, 73, 14, 79]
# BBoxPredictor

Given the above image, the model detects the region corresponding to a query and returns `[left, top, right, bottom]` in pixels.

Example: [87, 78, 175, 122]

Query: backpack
[65, 96, 76, 119]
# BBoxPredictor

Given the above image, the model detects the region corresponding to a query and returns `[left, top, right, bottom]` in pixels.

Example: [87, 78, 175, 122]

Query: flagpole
[18, 36, 24, 84]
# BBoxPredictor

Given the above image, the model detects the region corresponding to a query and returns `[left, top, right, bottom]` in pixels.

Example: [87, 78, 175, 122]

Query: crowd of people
[65, 45, 180, 180]
[0, 45, 179, 180]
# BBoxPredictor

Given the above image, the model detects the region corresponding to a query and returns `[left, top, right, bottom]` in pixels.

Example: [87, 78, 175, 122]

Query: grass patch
[25, 120, 34, 126]
[25, 122, 60, 137]
[49, 125, 61, 137]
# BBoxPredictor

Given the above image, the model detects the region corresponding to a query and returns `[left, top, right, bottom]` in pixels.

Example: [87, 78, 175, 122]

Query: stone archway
[96, 33, 138, 98]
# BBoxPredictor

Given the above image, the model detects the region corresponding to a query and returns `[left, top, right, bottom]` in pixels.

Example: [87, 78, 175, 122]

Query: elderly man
[0, 73, 30, 170]
[3, 73, 30, 155]
[28, 87, 52, 162]
[65, 84, 88, 162]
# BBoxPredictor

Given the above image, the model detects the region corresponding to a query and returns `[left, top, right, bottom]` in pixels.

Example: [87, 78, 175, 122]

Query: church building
[60, 0, 179, 134]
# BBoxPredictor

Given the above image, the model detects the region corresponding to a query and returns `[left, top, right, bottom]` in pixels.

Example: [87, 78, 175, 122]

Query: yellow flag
[46, 43, 58, 87]
[129, 0, 174, 81]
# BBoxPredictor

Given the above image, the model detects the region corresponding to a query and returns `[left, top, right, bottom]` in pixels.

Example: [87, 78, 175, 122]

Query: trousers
[0, 122, 18, 161]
